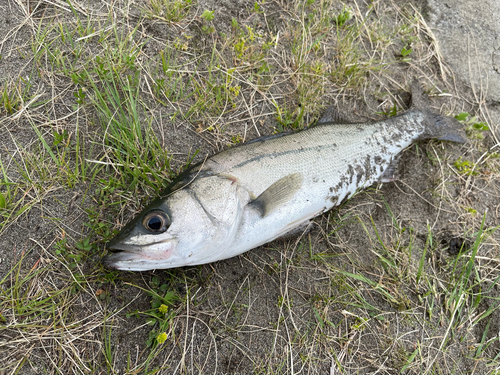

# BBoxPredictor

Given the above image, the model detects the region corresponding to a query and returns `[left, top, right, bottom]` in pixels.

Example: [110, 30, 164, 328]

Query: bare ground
[0, 0, 499, 374]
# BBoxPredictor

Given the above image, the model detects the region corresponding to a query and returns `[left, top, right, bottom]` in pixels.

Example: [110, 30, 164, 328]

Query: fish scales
[103, 83, 465, 271]
[204, 110, 425, 202]
[196, 111, 426, 258]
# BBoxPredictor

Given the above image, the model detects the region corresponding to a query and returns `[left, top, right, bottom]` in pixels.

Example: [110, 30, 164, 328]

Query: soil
[0, 0, 499, 374]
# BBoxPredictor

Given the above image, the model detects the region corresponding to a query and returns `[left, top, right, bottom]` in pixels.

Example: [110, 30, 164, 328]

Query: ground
[0, 0, 499, 374]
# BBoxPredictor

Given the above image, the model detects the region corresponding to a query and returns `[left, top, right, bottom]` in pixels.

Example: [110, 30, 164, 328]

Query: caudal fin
[411, 80, 468, 143]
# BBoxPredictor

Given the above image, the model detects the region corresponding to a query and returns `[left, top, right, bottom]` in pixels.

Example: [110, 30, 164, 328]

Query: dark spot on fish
[357, 127, 364, 132]
[330, 196, 338, 204]
[348, 165, 354, 184]
[374, 155, 382, 164]
[364, 156, 373, 179]
[332, 180, 344, 194]
[391, 132, 402, 142]
[355, 164, 364, 184]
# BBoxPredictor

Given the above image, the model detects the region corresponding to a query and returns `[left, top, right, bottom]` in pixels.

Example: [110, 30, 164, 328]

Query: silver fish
[103, 82, 465, 271]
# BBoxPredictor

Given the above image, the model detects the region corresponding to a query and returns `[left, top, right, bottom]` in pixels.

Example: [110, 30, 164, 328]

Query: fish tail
[411, 80, 467, 143]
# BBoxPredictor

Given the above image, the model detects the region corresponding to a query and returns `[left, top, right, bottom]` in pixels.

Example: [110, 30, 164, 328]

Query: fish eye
[143, 211, 170, 233]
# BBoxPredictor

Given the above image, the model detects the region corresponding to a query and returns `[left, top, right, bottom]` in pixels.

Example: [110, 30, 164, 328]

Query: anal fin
[379, 157, 401, 183]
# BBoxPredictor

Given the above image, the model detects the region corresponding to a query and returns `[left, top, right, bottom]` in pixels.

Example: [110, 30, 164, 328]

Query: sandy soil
[0, 0, 499, 374]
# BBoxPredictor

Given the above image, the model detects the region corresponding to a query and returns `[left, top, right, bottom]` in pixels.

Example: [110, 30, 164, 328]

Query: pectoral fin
[249, 173, 303, 217]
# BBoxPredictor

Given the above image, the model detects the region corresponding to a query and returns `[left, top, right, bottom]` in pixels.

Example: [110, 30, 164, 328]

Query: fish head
[103, 176, 245, 271]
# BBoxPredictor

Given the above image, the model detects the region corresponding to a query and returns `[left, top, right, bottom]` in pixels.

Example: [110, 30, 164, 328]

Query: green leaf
[313, 306, 324, 329]
[201, 10, 214, 21]
[146, 317, 157, 326]
[159, 284, 169, 292]
[162, 290, 177, 304]
[454, 112, 469, 121]
[0, 192, 5, 209]
[473, 122, 489, 131]
[400, 346, 419, 373]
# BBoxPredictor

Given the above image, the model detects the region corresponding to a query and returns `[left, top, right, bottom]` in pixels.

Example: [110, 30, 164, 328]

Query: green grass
[0, 0, 498, 373]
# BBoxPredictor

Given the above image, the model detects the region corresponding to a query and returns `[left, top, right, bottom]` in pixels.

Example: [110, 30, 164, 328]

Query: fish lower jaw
[103, 251, 144, 269]
[103, 252, 166, 271]
[103, 245, 178, 270]
[103, 254, 197, 271]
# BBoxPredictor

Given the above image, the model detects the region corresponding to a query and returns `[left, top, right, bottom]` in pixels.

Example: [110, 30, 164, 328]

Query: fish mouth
[103, 238, 178, 271]
[103, 250, 145, 269]
[103, 241, 149, 269]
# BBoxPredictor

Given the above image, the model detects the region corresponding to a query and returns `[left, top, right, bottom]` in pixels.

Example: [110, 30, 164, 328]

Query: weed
[145, 0, 194, 23]
[272, 100, 305, 130]
[1, 77, 32, 115]
[201, 10, 215, 33]
[454, 156, 477, 175]
[455, 112, 489, 139]
[123, 277, 178, 370]
[1, 0, 498, 373]
[330, 18, 378, 90]
[89, 73, 174, 192]
[399, 44, 413, 61]
[54, 234, 94, 269]
[253, 1, 264, 14]
[102, 318, 115, 372]
[335, 5, 353, 27]
[377, 103, 401, 117]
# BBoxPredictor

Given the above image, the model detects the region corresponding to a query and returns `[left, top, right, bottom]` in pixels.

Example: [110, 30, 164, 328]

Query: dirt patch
[0, 0, 499, 374]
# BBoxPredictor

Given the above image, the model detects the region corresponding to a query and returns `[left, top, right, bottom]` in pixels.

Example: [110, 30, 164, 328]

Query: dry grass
[0, 0, 499, 374]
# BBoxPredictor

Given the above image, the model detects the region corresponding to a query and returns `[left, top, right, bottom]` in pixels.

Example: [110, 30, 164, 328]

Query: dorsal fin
[410, 79, 431, 110]
[316, 106, 353, 125]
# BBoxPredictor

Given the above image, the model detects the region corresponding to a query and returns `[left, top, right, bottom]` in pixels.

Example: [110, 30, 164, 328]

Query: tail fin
[410, 80, 467, 143]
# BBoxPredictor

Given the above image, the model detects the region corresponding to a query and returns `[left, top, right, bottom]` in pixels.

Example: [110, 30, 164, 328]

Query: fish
[103, 81, 466, 271]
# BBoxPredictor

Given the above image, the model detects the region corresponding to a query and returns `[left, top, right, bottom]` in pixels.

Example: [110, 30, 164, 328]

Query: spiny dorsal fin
[249, 173, 303, 217]
[316, 106, 352, 125]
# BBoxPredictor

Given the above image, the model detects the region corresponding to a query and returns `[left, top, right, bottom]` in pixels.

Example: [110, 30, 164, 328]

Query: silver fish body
[104, 84, 465, 271]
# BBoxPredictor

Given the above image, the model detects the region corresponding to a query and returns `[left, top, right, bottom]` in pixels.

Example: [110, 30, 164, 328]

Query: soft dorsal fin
[249, 173, 303, 217]
[410, 79, 430, 110]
